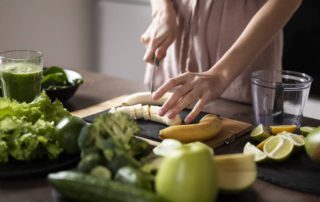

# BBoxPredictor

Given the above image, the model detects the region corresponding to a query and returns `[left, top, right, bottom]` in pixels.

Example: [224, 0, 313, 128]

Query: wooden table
[1, 69, 319, 202]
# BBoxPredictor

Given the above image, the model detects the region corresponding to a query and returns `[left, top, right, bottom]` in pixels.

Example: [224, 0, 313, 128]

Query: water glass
[251, 69, 313, 127]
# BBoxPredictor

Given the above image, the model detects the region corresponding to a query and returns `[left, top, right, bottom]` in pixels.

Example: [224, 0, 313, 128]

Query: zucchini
[48, 171, 167, 202]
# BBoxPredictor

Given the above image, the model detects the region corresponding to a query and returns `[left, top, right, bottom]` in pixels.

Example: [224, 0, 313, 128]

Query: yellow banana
[159, 114, 222, 143]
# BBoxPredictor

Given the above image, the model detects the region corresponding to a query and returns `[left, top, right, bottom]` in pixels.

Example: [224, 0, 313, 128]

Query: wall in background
[0, 0, 95, 70]
[96, 0, 151, 82]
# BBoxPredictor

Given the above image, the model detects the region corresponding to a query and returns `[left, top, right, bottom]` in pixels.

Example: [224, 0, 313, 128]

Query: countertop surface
[1, 68, 320, 202]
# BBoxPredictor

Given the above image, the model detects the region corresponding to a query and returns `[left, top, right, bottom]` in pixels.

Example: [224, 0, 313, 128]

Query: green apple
[155, 142, 218, 202]
[305, 127, 320, 162]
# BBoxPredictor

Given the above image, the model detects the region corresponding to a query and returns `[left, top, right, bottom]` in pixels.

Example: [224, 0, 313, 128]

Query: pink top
[144, 0, 283, 103]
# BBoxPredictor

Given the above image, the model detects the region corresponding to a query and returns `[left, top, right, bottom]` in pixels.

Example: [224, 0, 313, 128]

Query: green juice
[1, 63, 42, 103]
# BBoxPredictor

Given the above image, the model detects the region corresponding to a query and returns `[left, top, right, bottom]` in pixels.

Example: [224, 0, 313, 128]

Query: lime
[279, 132, 305, 147]
[256, 137, 271, 150]
[250, 124, 270, 142]
[243, 142, 267, 162]
[153, 139, 182, 157]
[270, 124, 297, 135]
[214, 153, 257, 193]
[300, 126, 315, 136]
[263, 136, 294, 161]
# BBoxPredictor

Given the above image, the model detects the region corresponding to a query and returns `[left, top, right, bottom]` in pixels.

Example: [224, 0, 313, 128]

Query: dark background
[283, 0, 320, 95]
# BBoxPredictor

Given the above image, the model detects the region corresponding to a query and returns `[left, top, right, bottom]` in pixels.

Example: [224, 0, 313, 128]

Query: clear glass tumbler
[0, 50, 43, 103]
[251, 69, 313, 127]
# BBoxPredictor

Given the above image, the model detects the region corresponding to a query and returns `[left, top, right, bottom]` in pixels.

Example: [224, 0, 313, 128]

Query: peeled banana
[159, 114, 222, 142]
[122, 92, 172, 106]
[110, 104, 181, 126]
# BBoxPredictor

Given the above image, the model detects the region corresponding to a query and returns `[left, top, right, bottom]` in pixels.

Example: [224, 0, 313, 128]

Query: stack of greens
[0, 92, 70, 163]
[42, 66, 83, 90]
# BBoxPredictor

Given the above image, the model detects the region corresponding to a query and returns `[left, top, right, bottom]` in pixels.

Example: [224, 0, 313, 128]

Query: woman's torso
[144, 0, 283, 103]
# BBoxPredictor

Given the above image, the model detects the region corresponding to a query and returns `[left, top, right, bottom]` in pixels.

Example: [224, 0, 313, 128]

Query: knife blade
[150, 56, 160, 95]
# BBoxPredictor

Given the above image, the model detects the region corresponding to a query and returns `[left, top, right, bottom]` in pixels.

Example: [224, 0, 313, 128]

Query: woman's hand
[152, 71, 229, 124]
[141, 2, 177, 63]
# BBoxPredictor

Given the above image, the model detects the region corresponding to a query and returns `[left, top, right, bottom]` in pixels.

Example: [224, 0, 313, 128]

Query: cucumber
[48, 171, 167, 202]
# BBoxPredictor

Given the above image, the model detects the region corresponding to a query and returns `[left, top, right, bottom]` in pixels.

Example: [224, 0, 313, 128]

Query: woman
[141, 0, 302, 123]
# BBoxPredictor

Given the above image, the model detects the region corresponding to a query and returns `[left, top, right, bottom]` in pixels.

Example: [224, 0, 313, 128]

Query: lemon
[214, 153, 257, 193]
[250, 124, 271, 142]
[263, 136, 294, 161]
[300, 126, 315, 136]
[243, 142, 267, 162]
[270, 124, 297, 135]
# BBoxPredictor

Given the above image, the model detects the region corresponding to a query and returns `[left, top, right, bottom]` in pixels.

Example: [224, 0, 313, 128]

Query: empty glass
[251, 69, 313, 127]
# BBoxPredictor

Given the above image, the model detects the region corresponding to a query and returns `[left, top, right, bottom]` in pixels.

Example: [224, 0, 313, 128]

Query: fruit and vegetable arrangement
[243, 124, 320, 163]
[48, 112, 257, 202]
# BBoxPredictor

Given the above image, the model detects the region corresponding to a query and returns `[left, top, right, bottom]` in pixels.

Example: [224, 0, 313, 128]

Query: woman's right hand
[141, 1, 177, 64]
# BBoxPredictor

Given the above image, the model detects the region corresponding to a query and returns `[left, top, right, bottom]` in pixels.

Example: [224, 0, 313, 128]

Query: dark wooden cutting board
[72, 94, 252, 149]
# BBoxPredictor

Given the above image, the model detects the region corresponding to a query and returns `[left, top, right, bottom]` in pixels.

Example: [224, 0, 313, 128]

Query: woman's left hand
[152, 71, 228, 123]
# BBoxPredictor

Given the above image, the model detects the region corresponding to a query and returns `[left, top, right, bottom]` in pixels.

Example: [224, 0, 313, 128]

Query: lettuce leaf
[0, 92, 70, 163]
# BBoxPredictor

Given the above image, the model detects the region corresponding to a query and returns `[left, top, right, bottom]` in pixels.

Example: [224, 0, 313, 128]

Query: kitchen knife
[150, 56, 160, 95]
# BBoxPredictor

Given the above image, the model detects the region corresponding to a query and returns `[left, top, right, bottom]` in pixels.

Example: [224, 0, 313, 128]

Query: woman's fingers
[158, 82, 192, 116]
[155, 33, 175, 60]
[167, 89, 199, 119]
[185, 96, 208, 124]
[153, 73, 189, 100]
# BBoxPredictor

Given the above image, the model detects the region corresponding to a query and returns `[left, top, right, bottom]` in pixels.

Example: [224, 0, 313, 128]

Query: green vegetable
[78, 153, 102, 173]
[0, 92, 70, 162]
[155, 142, 218, 202]
[42, 66, 83, 90]
[78, 112, 143, 175]
[48, 171, 167, 202]
[78, 124, 94, 150]
[90, 165, 112, 179]
[55, 116, 87, 154]
[115, 166, 153, 191]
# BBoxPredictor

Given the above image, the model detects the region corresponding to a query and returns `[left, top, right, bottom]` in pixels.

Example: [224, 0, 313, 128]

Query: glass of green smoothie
[0, 50, 43, 103]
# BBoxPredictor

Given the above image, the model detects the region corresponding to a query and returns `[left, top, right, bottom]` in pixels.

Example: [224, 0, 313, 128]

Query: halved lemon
[263, 136, 294, 161]
[243, 142, 267, 163]
[250, 124, 271, 142]
[270, 124, 297, 135]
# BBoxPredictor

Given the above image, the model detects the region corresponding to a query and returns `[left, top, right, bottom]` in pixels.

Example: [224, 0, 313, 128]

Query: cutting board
[72, 95, 252, 149]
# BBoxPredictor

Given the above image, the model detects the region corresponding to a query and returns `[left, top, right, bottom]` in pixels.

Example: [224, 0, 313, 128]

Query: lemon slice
[153, 139, 182, 157]
[300, 126, 315, 136]
[263, 136, 294, 161]
[214, 153, 257, 193]
[270, 124, 297, 135]
[250, 124, 271, 142]
[243, 142, 267, 162]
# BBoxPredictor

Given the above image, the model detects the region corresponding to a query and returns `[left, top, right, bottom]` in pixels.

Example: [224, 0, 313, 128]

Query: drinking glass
[251, 69, 313, 127]
[0, 50, 43, 103]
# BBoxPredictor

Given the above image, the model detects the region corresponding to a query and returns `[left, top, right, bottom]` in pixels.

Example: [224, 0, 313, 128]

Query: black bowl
[45, 69, 83, 103]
